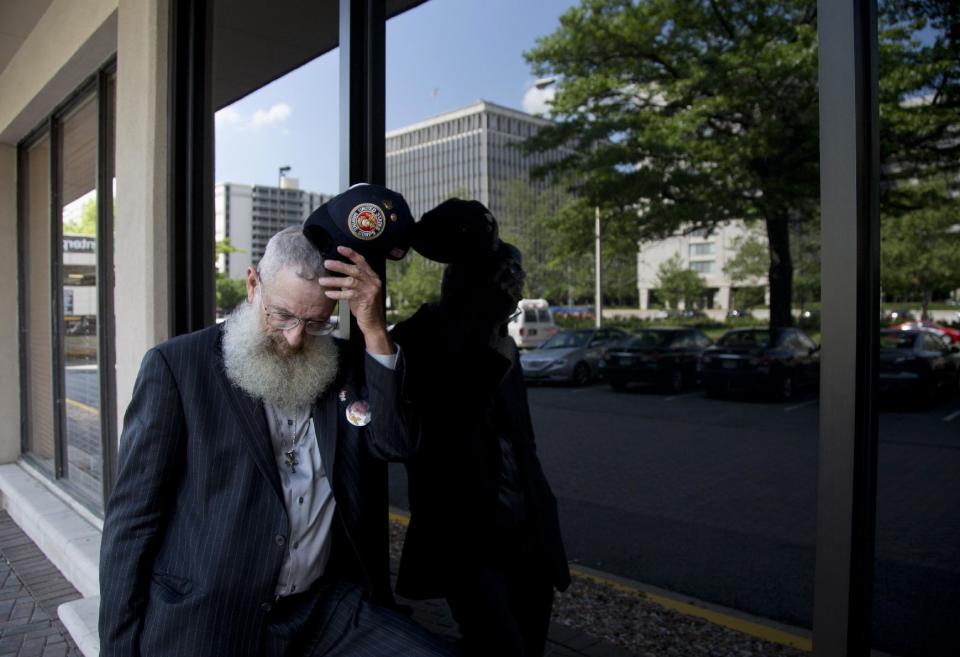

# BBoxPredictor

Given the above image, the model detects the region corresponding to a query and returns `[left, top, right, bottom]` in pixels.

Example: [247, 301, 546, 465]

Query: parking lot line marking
[784, 400, 817, 412]
[66, 398, 99, 415]
[664, 392, 700, 402]
[944, 409, 960, 423]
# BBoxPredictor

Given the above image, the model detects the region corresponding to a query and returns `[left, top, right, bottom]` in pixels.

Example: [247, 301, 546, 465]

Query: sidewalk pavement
[0, 510, 633, 657]
[0, 513, 80, 657]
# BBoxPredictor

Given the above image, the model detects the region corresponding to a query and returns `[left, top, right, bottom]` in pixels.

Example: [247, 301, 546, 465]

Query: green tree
[388, 253, 443, 313]
[499, 178, 575, 302]
[217, 277, 247, 313]
[881, 176, 960, 319]
[525, 0, 820, 327]
[63, 200, 98, 236]
[214, 237, 247, 314]
[877, 2, 959, 317]
[724, 231, 769, 309]
[656, 254, 706, 310]
[524, 0, 958, 328]
[723, 233, 769, 286]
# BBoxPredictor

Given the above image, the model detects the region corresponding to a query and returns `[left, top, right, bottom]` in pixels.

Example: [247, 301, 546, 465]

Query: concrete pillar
[639, 287, 649, 311]
[719, 285, 732, 310]
[114, 0, 171, 429]
[764, 286, 771, 306]
[0, 145, 21, 463]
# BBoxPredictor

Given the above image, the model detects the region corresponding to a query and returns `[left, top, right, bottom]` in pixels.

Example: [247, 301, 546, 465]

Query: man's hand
[319, 246, 395, 355]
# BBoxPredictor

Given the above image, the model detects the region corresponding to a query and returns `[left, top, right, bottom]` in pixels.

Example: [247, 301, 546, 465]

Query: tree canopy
[524, 0, 958, 326]
[525, 0, 820, 326]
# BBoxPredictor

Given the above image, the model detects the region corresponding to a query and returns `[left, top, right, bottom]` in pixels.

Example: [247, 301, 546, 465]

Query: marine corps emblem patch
[347, 203, 386, 240]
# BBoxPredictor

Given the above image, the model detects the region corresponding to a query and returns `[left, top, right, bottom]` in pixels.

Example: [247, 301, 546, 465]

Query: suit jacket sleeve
[360, 348, 420, 461]
[99, 348, 185, 657]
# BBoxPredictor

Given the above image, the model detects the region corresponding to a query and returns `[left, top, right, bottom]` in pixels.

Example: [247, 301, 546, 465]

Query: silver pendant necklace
[281, 414, 308, 473]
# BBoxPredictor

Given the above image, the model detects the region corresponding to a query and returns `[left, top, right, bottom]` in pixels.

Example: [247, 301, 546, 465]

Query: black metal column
[339, 0, 386, 189]
[338, 0, 391, 606]
[813, 1, 881, 655]
[96, 67, 118, 503]
[49, 115, 66, 480]
[168, 0, 215, 335]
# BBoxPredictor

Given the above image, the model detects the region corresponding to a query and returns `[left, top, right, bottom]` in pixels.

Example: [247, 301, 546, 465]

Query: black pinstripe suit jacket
[99, 324, 414, 657]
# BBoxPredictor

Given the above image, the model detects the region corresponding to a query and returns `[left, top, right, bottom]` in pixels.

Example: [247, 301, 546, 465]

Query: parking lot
[389, 379, 960, 657]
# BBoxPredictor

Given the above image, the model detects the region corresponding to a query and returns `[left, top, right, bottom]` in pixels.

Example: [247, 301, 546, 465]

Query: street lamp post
[532, 76, 604, 326]
[278, 165, 291, 188]
[595, 205, 602, 328]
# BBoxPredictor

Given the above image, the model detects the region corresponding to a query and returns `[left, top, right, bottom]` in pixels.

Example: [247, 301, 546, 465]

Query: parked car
[507, 298, 557, 349]
[700, 327, 820, 400]
[600, 328, 712, 392]
[890, 320, 960, 344]
[879, 329, 960, 399]
[520, 328, 627, 385]
[883, 309, 916, 323]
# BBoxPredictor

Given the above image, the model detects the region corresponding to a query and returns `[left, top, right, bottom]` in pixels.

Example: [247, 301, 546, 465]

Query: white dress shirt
[265, 348, 398, 597]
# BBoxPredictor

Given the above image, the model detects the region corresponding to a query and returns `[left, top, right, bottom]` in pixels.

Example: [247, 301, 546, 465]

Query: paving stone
[0, 513, 80, 657]
[17, 637, 44, 657]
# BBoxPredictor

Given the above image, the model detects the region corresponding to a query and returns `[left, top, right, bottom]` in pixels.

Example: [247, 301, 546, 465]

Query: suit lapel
[213, 335, 283, 500]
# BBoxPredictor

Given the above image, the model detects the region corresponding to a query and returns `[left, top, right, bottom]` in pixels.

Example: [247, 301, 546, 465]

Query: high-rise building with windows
[215, 177, 331, 279]
[385, 100, 568, 244]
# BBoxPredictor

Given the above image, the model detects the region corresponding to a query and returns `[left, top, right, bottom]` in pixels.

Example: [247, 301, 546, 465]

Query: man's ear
[245, 267, 258, 303]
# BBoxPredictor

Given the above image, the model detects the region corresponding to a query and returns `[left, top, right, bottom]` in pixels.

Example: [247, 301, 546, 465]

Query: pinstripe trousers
[264, 578, 460, 657]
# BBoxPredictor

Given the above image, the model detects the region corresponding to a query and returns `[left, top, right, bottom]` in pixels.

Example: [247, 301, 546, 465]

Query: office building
[215, 177, 331, 279]
[386, 100, 568, 249]
[636, 221, 769, 311]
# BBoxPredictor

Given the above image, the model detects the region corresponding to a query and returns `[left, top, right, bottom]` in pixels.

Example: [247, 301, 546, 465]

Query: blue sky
[214, 0, 579, 195]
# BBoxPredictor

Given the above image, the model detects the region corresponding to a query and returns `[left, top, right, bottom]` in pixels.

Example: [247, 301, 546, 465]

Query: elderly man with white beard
[99, 221, 458, 657]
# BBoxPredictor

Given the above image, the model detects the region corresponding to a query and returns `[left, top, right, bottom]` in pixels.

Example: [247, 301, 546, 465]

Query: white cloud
[250, 103, 292, 128]
[522, 83, 555, 116]
[215, 103, 292, 130]
[214, 106, 242, 128]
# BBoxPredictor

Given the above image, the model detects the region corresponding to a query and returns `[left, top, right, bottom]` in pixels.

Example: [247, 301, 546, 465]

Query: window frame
[16, 58, 119, 516]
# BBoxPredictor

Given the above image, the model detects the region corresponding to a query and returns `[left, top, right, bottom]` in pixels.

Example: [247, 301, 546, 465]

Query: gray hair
[257, 226, 327, 284]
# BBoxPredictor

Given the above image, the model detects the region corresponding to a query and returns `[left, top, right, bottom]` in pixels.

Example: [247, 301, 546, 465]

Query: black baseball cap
[302, 183, 415, 264]
[412, 198, 501, 264]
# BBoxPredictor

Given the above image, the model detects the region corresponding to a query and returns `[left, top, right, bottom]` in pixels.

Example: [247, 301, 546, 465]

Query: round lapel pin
[346, 400, 372, 427]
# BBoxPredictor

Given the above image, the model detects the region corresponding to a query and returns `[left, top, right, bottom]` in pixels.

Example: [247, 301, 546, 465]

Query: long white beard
[222, 299, 339, 409]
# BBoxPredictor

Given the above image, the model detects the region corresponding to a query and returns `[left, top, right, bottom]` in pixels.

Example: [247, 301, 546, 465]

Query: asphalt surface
[388, 380, 960, 657]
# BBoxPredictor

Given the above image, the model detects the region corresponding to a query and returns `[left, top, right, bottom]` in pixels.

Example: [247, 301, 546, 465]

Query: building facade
[636, 221, 769, 311]
[386, 100, 567, 245]
[215, 177, 330, 279]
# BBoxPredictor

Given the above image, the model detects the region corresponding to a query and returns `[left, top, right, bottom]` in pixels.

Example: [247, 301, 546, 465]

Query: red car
[891, 321, 960, 344]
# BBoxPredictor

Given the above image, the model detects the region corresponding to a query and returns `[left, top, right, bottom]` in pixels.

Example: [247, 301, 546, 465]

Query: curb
[388, 507, 813, 651]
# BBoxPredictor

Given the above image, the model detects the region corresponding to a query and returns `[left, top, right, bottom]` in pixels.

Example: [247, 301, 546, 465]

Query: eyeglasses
[256, 274, 335, 336]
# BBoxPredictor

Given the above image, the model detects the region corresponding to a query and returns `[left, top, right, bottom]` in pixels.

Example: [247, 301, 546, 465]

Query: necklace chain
[281, 408, 310, 473]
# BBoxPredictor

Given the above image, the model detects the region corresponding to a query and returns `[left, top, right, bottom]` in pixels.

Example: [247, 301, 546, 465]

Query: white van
[508, 299, 557, 349]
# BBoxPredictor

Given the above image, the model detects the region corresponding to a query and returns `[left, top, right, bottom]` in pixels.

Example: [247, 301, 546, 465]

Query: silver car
[520, 328, 628, 385]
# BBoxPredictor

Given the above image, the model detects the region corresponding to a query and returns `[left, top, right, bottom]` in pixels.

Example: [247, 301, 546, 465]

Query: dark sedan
[600, 328, 712, 393]
[700, 327, 820, 400]
[879, 329, 960, 399]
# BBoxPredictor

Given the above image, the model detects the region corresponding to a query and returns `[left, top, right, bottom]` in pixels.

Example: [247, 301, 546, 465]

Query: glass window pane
[22, 135, 55, 471]
[59, 93, 102, 506]
[214, 51, 339, 320]
[876, 4, 959, 653]
[384, 3, 822, 654]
